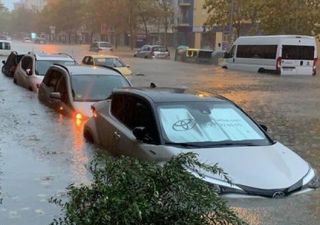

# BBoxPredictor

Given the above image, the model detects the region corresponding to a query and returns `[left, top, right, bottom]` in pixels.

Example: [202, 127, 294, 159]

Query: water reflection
[38, 45, 59, 54]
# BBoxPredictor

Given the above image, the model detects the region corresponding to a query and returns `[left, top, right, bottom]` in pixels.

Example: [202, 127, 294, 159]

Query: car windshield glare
[36, 60, 75, 76]
[71, 75, 129, 102]
[157, 101, 271, 147]
[94, 58, 125, 67]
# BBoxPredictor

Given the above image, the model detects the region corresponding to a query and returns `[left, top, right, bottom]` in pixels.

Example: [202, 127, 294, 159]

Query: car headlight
[186, 167, 245, 194]
[302, 168, 319, 188]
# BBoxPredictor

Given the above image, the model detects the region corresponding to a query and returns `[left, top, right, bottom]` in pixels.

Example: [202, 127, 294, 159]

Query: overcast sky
[2, 0, 19, 10]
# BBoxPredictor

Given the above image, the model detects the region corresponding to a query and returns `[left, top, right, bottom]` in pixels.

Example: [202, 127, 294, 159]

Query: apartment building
[15, 0, 47, 11]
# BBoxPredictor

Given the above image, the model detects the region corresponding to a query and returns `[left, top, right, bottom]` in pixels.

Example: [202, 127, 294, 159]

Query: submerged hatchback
[84, 88, 318, 198]
[13, 52, 76, 92]
[38, 65, 131, 119]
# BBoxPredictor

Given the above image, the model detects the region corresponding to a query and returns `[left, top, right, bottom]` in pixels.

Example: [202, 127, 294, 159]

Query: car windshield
[157, 101, 271, 147]
[71, 75, 130, 102]
[94, 57, 125, 67]
[99, 42, 112, 48]
[36, 60, 75, 76]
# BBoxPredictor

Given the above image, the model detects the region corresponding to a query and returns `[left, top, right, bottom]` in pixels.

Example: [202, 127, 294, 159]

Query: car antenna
[150, 82, 157, 88]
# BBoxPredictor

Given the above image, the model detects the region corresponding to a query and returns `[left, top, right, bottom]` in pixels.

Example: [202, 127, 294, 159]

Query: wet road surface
[0, 42, 319, 225]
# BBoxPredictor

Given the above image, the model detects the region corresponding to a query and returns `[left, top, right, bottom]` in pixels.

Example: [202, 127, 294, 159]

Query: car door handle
[113, 131, 121, 140]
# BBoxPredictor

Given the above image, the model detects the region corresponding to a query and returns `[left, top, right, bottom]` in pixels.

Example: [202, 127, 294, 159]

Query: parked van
[223, 35, 318, 75]
[0, 40, 11, 56]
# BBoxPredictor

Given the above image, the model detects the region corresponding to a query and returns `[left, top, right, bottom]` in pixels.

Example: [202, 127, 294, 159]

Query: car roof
[88, 55, 119, 59]
[32, 52, 74, 61]
[113, 87, 225, 103]
[56, 64, 123, 76]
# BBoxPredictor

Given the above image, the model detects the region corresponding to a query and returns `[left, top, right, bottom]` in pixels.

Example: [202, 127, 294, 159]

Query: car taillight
[276, 57, 282, 73]
[91, 106, 97, 118]
[313, 58, 317, 76]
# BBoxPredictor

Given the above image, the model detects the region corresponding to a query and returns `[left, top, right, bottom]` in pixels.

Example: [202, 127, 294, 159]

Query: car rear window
[71, 75, 130, 101]
[99, 42, 112, 48]
[94, 58, 125, 67]
[282, 45, 314, 60]
[36, 60, 75, 76]
[153, 47, 167, 52]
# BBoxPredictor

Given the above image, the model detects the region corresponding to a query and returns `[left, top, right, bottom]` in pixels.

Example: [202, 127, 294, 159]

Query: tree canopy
[204, 0, 320, 37]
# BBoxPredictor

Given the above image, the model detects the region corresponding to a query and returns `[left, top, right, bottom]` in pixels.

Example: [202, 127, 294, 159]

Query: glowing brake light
[75, 113, 83, 120]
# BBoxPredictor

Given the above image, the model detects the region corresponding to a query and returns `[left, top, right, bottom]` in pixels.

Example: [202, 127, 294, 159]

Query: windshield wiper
[165, 141, 260, 148]
[164, 142, 202, 148]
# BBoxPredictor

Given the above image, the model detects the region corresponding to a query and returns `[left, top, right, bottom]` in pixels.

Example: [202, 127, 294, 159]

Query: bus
[223, 35, 318, 75]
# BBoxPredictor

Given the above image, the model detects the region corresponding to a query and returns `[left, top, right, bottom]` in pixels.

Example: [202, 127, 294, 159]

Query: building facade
[173, 0, 225, 50]
[15, 0, 47, 11]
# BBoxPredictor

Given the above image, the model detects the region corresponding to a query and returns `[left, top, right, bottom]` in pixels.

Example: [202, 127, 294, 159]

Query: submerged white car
[13, 52, 76, 92]
[84, 88, 319, 198]
[38, 64, 131, 119]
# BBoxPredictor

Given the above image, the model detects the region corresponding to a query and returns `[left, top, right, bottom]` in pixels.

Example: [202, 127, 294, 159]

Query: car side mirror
[260, 124, 268, 132]
[50, 92, 61, 100]
[2, 60, 5, 65]
[132, 127, 146, 141]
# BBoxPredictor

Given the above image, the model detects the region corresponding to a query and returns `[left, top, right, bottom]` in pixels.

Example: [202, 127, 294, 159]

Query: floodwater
[0, 41, 319, 225]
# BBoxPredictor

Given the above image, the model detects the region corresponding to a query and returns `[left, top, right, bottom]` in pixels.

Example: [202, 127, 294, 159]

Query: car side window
[55, 75, 70, 105]
[130, 98, 159, 144]
[111, 94, 159, 144]
[111, 94, 126, 123]
[21, 56, 33, 71]
[43, 70, 61, 91]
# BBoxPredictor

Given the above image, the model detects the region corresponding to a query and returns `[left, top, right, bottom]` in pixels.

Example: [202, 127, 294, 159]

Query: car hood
[167, 142, 310, 190]
[115, 67, 132, 76]
[73, 101, 95, 117]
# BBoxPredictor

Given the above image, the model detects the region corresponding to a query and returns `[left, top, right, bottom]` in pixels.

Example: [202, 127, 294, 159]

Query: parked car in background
[13, 52, 76, 92]
[23, 37, 32, 43]
[38, 64, 131, 119]
[223, 35, 318, 75]
[82, 55, 132, 77]
[2, 51, 25, 77]
[0, 40, 12, 56]
[84, 88, 319, 198]
[34, 37, 46, 44]
[89, 41, 113, 52]
[134, 45, 170, 59]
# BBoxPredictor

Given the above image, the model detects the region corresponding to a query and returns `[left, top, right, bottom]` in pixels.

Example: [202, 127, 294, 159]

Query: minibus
[223, 35, 318, 75]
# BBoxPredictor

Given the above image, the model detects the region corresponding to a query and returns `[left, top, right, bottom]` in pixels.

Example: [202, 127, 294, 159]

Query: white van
[0, 40, 11, 56]
[223, 35, 318, 75]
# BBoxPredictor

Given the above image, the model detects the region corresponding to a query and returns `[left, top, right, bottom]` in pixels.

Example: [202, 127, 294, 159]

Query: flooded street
[0, 42, 320, 225]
